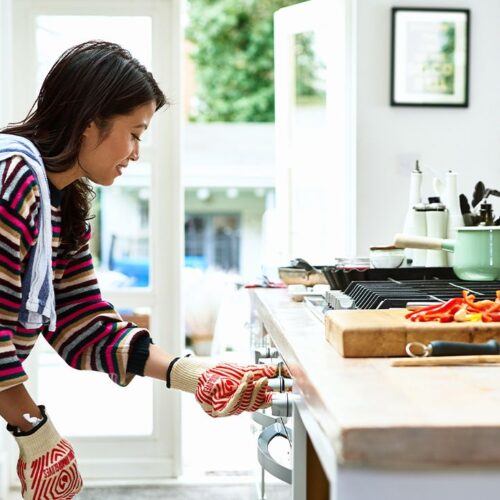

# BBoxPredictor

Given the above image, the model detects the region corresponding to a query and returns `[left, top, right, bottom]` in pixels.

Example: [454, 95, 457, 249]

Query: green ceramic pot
[394, 227, 500, 281]
[442, 227, 500, 280]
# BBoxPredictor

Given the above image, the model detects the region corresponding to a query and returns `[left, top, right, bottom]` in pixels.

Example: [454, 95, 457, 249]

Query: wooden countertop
[251, 289, 500, 467]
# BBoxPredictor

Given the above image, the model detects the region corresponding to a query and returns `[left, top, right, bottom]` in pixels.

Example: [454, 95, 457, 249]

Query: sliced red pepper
[406, 291, 500, 322]
[463, 291, 481, 310]
[483, 304, 500, 314]
[487, 312, 500, 322]
[438, 315, 455, 323]
[472, 300, 496, 310]
[482, 312, 493, 322]
[406, 297, 464, 321]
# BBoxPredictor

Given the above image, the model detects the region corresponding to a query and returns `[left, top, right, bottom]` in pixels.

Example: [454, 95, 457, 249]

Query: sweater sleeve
[0, 158, 40, 392]
[46, 230, 151, 386]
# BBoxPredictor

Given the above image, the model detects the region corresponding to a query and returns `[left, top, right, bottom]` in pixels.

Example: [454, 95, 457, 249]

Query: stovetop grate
[343, 280, 500, 310]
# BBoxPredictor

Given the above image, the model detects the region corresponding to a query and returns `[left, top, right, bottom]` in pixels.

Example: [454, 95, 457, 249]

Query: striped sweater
[0, 156, 149, 392]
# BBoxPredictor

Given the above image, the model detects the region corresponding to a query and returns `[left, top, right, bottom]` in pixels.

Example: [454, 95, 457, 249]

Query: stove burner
[326, 280, 500, 310]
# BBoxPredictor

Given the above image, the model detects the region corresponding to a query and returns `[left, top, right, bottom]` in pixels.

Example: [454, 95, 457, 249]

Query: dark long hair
[1, 40, 167, 252]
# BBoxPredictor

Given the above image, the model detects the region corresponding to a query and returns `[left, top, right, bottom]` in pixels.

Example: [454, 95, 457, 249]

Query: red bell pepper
[406, 297, 464, 320]
[486, 312, 500, 322]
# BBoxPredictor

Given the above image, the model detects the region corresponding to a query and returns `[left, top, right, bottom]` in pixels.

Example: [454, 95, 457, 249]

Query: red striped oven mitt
[167, 357, 279, 417]
[7, 406, 82, 500]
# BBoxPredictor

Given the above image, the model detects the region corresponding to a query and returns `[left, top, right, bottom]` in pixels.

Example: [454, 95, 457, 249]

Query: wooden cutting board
[325, 309, 500, 357]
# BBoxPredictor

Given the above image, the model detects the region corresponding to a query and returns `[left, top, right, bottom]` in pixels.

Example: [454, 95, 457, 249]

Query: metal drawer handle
[257, 422, 293, 484]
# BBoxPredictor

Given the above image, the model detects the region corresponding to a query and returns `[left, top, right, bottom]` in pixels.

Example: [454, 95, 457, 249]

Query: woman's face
[79, 101, 156, 186]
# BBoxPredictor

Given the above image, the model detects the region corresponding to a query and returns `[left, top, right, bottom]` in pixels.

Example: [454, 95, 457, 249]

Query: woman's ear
[82, 120, 97, 139]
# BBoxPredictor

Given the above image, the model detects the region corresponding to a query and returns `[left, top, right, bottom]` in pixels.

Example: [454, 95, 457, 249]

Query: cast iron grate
[343, 280, 500, 309]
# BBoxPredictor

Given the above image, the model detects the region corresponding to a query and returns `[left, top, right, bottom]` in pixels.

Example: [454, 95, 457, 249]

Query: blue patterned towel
[0, 133, 56, 331]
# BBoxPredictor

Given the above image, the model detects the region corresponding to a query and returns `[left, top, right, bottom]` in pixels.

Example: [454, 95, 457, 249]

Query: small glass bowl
[369, 246, 405, 269]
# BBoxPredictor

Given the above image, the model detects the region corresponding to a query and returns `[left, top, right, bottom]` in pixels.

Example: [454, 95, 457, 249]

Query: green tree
[186, 0, 304, 122]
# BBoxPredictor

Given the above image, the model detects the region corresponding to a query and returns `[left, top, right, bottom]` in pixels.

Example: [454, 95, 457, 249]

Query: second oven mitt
[167, 356, 274, 417]
[7, 405, 83, 500]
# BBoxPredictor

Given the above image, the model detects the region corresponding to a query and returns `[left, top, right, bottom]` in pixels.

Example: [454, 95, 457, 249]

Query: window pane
[93, 163, 152, 289]
[184, 213, 240, 271]
[36, 15, 152, 81]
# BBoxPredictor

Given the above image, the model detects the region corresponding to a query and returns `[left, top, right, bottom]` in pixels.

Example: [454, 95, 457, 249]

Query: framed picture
[390, 8, 470, 107]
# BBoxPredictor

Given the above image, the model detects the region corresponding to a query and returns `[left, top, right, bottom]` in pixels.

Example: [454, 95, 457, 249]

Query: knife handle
[430, 339, 500, 356]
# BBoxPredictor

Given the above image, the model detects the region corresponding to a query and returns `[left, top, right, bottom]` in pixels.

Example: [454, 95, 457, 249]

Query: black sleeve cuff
[127, 333, 153, 376]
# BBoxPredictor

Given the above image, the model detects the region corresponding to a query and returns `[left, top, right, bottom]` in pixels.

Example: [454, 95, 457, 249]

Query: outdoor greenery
[186, 0, 306, 122]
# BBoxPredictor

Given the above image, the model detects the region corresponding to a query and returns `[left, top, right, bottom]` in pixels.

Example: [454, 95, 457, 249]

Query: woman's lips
[116, 164, 127, 176]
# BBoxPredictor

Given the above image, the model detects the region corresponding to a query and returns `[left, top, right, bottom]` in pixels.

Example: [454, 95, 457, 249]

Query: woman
[0, 41, 280, 500]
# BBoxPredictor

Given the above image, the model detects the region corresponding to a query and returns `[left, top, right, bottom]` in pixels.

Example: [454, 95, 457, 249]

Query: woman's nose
[130, 144, 139, 162]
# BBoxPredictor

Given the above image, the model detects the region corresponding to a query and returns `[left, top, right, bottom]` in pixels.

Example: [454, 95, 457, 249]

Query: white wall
[356, 0, 500, 254]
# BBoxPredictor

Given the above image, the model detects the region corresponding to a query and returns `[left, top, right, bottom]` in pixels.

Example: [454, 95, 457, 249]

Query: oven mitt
[167, 357, 274, 417]
[7, 406, 83, 500]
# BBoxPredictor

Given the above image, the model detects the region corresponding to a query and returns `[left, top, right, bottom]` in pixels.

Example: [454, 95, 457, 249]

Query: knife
[406, 339, 500, 358]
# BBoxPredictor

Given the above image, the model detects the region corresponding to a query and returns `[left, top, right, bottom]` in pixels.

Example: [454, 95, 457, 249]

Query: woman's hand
[168, 357, 280, 417]
[7, 406, 82, 500]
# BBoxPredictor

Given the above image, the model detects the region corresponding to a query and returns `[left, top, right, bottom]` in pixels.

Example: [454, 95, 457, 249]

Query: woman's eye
[132, 133, 141, 142]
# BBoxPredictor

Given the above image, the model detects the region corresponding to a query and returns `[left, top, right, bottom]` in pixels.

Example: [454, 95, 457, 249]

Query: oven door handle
[257, 422, 292, 485]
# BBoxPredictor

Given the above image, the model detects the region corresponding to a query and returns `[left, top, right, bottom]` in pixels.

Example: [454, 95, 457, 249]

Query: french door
[6, 0, 183, 483]
[274, 0, 356, 263]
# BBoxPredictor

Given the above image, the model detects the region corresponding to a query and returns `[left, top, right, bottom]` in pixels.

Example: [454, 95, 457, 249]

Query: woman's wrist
[0, 384, 42, 432]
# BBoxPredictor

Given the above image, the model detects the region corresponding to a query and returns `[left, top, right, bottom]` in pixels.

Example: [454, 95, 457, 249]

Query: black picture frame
[390, 7, 470, 107]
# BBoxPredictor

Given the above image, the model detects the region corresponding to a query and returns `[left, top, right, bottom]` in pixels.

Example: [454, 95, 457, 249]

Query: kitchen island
[251, 289, 500, 500]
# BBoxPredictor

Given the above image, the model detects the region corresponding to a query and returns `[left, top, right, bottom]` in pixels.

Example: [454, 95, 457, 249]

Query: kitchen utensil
[459, 193, 470, 215]
[472, 181, 485, 208]
[459, 193, 474, 226]
[369, 245, 405, 268]
[325, 308, 500, 358]
[406, 339, 500, 358]
[394, 227, 500, 280]
[392, 355, 500, 367]
[278, 259, 328, 286]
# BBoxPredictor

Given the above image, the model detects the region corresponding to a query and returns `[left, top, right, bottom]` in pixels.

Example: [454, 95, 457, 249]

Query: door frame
[274, 0, 357, 261]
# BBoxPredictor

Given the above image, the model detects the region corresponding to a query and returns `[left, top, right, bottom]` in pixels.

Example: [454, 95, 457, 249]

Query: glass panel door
[34, 12, 155, 439]
[10, 0, 182, 481]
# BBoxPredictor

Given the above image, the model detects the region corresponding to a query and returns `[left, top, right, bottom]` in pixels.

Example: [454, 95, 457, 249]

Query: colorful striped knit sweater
[0, 156, 150, 392]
